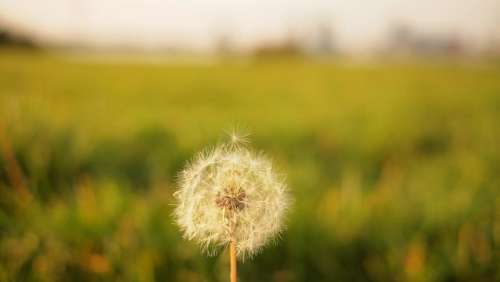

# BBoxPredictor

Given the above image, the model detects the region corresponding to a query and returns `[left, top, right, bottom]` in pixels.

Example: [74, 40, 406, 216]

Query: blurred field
[0, 49, 500, 282]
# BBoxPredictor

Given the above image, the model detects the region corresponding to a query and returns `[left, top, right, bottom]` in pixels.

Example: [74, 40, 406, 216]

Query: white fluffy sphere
[173, 138, 291, 259]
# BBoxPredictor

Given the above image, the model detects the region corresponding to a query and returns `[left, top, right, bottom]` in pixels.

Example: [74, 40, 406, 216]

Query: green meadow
[1, 50, 500, 281]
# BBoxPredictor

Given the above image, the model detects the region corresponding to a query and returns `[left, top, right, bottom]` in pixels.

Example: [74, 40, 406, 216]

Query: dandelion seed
[173, 133, 291, 281]
[226, 129, 250, 147]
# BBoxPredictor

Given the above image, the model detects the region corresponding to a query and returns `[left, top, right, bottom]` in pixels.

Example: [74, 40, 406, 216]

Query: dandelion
[173, 133, 291, 282]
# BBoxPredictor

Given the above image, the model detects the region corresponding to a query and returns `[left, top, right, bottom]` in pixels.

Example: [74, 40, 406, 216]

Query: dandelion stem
[230, 239, 237, 282]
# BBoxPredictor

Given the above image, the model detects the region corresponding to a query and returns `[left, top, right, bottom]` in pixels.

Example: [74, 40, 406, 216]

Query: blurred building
[310, 22, 337, 55]
[388, 24, 465, 57]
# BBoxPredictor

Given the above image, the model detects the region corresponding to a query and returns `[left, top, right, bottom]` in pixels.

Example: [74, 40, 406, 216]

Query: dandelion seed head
[174, 137, 291, 259]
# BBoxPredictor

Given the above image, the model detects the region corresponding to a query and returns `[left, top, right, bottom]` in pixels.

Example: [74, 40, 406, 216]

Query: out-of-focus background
[0, 1, 500, 281]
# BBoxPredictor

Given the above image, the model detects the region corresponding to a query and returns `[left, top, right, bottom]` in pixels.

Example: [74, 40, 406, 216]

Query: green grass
[0, 50, 500, 281]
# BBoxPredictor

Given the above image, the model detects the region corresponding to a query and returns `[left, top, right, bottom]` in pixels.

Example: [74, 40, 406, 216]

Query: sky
[0, 0, 499, 52]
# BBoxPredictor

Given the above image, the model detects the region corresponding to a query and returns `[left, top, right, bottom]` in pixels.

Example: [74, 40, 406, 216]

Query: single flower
[173, 134, 291, 259]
